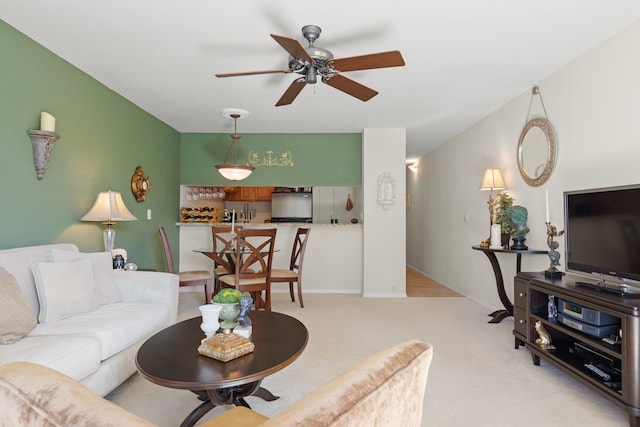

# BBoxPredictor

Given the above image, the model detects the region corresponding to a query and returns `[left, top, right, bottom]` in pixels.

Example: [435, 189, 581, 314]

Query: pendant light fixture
[215, 108, 254, 181]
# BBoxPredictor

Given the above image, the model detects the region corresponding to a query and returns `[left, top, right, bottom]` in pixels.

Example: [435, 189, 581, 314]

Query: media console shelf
[515, 272, 640, 426]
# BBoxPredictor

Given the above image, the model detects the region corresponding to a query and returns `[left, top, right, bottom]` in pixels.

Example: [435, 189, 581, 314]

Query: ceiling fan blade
[323, 74, 378, 102]
[330, 50, 405, 72]
[276, 78, 306, 106]
[215, 69, 288, 78]
[271, 34, 314, 63]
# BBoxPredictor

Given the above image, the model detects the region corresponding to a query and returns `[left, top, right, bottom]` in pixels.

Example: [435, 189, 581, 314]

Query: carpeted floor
[106, 289, 629, 426]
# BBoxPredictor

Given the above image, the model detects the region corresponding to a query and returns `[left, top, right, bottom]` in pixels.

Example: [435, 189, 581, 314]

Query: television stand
[515, 272, 640, 427]
[575, 280, 640, 297]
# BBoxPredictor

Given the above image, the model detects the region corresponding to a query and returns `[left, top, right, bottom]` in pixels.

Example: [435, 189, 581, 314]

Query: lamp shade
[81, 191, 136, 253]
[480, 168, 506, 191]
[215, 164, 254, 181]
[81, 191, 137, 223]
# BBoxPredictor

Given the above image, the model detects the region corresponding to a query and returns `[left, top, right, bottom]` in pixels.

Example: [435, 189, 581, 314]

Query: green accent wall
[0, 20, 362, 270]
[180, 133, 362, 186]
[0, 19, 181, 270]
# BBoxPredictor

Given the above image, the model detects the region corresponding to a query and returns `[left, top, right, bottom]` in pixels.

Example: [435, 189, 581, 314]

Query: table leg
[180, 399, 215, 427]
[253, 386, 280, 401]
[480, 251, 513, 323]
[181, 381, 280, 427]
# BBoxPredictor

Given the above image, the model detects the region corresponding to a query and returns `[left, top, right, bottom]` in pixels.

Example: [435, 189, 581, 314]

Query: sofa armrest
[115, 271, 179, 325]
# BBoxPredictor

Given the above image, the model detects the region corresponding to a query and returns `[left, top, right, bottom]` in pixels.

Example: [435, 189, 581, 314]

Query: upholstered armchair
[0, 340, 433, 427]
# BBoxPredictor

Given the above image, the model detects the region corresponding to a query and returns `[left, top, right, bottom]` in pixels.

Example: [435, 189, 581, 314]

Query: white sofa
[0, 243, 179, 397]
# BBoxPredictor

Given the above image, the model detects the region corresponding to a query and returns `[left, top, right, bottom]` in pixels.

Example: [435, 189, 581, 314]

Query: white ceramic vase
[199, 304, 222, 338]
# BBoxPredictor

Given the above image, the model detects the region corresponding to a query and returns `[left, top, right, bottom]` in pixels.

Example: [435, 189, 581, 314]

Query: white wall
[363, 128, 407, 297]
[409, 20, 640, 310]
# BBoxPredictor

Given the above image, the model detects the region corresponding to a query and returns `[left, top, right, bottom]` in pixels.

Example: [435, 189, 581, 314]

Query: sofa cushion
[0, 243, 78, 315]
[51, 249, 123, 305]
[0, 268, 37, 344]
[32, 259, 98, 323]
[0, 334, 101, 381]
[29, 302, 170, 360]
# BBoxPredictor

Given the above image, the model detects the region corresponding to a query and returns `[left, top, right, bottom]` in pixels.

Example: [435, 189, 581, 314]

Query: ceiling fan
[215, 25, 405, 106]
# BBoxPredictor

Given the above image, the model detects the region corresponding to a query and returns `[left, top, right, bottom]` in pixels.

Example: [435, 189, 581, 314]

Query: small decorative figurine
[506, 205, 530, 249]
[113, 254, 125, 270]
[545, 222, 565, 278]
[547, 295, 558, 319]
[235, 295, 253, 327]
[534, 321, 556, 350]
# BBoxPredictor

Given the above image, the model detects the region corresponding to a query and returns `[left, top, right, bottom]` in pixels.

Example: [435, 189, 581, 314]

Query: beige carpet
[107, 291, 629, 426]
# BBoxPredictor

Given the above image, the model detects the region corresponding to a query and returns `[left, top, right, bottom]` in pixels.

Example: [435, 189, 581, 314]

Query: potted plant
[212, 289, 243, 329]
[494, 192, 515, 246]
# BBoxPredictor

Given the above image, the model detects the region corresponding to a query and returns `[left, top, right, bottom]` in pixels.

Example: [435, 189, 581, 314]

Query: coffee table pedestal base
[181, 381, 278, 427]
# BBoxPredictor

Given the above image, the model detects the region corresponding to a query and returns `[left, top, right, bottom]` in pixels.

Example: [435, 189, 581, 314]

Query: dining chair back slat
[218, 227, 277, 311]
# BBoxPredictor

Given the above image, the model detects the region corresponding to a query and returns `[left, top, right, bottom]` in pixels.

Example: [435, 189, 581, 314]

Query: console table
[472, 245, 547, 323]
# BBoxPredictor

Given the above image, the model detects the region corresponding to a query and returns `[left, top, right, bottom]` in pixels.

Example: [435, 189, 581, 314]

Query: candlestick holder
[544, 221, 564, 278]
[27, 130, 60, 180]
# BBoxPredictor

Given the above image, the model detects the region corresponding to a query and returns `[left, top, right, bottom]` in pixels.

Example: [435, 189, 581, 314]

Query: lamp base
[104, 226, 115, 253]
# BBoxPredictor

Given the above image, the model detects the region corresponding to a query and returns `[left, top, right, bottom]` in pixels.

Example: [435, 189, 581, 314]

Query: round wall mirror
[517, 117, 557, 187]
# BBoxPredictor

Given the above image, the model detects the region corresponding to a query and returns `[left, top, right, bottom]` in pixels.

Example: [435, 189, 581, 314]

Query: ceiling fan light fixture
[306, 65, 317, 84]
[215, 109, 255, 181]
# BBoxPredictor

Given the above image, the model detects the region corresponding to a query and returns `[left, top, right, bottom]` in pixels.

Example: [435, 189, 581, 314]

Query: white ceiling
[3, 1, 640, 161]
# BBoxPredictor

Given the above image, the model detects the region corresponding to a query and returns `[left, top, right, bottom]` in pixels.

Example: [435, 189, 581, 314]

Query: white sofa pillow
[50, 249, 122, 305]
[32, 260, 98, 323]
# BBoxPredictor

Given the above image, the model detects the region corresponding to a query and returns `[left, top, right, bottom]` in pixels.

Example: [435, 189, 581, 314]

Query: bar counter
[178, 222, 363, 295]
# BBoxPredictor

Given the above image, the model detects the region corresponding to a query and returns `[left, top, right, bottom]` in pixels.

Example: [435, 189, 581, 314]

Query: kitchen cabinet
[225, 186, 274, 201]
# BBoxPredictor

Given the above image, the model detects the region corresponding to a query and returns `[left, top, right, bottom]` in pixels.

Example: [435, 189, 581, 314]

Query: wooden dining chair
[211, 225, 241, 294]
[158, 227, 213, 303]
[218, 227, 277, 311]
[271, 227, 310, 308]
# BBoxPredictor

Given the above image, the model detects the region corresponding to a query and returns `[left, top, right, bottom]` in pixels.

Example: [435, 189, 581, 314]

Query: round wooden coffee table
[136, 311, 308, 427]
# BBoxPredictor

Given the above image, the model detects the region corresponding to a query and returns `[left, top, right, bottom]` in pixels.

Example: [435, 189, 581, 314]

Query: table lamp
[81, 190, 137, 252]
[480, 168, 506, 246]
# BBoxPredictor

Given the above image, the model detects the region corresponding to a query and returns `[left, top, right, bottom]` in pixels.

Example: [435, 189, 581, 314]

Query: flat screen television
[565, 184, 640, 292]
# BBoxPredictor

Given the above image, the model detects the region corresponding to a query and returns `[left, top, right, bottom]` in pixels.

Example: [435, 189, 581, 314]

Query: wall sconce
[215, 108, 255, 181]
[408, 163, 418, 172]
[27, 112, 59, 180]
[81, 190, 137, 252]
[377, 172, 396, 210]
